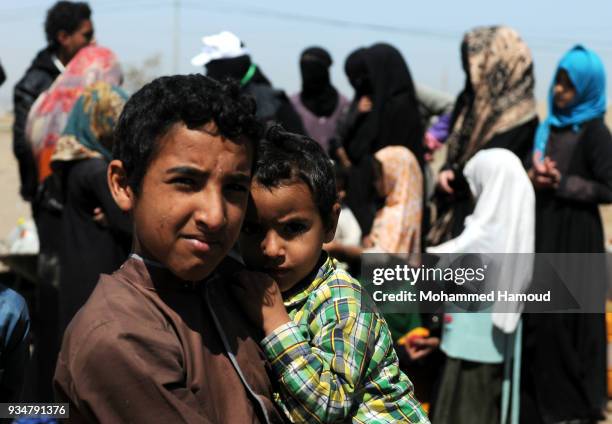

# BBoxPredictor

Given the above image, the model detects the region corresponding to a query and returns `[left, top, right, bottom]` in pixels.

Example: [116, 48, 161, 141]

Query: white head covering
[428, 148, 535, 332]
[191, 31, 249, 67]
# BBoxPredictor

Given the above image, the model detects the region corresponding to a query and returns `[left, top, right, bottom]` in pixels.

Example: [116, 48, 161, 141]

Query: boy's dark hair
[254, 124, 337, 228]
[45, 1, 91, 48]
[113, 74, 262, 194]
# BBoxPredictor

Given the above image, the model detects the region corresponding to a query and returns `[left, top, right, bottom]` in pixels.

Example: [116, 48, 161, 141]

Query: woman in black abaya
[332, 43, 424, 236]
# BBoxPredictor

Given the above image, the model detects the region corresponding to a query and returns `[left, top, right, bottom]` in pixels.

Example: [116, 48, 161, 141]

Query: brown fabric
[446, 26, 537, 166]
[54, 256, 285, 424]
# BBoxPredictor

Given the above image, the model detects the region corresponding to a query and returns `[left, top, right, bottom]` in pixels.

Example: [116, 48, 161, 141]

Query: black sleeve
[12, 72, 42, 201]
[328, 103, 355, 155]
[86, 161, 132, 236]
[556, 121, 612, 204]
[275, 96, 306, 135]
[378, 98, 425, 166]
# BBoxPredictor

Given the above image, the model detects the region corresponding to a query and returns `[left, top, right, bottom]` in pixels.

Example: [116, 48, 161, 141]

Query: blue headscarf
[533, 45, 606, 158]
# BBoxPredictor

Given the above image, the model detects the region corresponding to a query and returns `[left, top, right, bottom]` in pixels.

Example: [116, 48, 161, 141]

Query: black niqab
[299, 47, 339, 117]
[344, 43, 424, 165]
[344, 48, 371, 97]
[341, 43, 425, 235]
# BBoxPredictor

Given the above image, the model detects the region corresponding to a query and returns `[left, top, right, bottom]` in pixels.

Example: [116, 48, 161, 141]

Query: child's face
[239, 181, 336, 291]
[553, 69, 576, 109]
[114, 122, 253, 281]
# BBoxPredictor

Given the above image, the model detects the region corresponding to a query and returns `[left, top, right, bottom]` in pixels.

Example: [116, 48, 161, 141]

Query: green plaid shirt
[261, 256, 430, 423]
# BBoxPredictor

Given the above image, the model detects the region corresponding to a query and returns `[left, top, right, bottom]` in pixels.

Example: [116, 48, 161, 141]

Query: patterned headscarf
[26, 45, 122, 182]
[446, 26, 537, 166]
[51, 81, 128, 166]
[369, 146, 423, 254]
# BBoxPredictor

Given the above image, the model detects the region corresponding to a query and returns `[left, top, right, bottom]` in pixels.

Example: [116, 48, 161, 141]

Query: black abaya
[521, 117, 612, 424]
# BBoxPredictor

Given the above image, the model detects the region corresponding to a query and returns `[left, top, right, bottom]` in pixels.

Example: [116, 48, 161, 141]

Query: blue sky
[1, 0, 611, 112]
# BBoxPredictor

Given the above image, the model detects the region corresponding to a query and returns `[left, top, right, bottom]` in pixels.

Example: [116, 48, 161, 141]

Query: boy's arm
[54, 322, 214, 423]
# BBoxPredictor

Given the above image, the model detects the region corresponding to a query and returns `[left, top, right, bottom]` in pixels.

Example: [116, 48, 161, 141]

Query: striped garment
[261, 256, 430, 423]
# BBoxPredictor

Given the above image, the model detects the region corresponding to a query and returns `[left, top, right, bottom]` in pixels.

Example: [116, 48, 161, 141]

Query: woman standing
[522, 45, 612, 424]
[432, 26, 538, 243]
[290, 47, 349, 151]
[333, 44, 424, 235]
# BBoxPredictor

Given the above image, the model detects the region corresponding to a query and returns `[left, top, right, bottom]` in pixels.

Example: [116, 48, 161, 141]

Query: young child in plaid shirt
[232, 125, 429, 423]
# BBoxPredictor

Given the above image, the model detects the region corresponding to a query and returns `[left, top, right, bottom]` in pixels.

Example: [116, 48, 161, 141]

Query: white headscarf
[428, 148, 535, 332]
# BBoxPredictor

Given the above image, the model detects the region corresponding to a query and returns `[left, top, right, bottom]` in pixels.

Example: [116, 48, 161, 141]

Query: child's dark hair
[254, 124, 337, 228]
[45, 1, 91, 48]
[113, 74, 262, 194]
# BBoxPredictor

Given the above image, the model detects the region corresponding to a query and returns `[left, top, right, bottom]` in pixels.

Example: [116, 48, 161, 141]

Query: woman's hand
[335, 147, 352, 169]
[357, 96, 373, 113]
[437, 169, 455, 194]
[529, 152, 561, 190]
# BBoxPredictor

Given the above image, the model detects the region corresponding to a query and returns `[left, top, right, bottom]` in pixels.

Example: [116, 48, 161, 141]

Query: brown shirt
[54, 256, 286, 424]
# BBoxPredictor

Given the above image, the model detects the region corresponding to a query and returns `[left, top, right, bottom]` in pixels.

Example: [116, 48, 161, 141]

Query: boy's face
[239, 181, 336, 291]
[112, 122, 252, 282]
[58, 19, 94, 63]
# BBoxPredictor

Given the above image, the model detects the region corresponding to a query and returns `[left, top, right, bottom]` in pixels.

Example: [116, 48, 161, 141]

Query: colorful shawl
[369, 146, 423, 253]
[51, 81, 128, 166]
[26, 45, 122, 182]
[533, 45, 606, 158]
[446, 26, 537, 166]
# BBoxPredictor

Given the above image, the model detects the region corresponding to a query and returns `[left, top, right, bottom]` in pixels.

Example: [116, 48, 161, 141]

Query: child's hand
[231, 270, 291, 336]
[405, 337, 440, 361]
